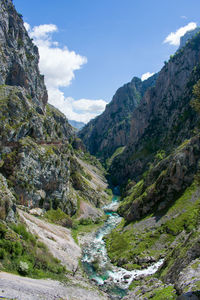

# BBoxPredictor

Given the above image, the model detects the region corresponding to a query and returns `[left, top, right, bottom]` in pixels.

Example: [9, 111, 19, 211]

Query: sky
[13, 0, 200, 123]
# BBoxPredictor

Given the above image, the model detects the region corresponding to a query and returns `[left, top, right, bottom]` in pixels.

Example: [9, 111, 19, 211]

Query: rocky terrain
[110, 32, 200, 184]
[79, 74, 158, 164]
[81, 26, 200, 299]
[0, 0, 47, 111]
[0, 1, 110, 298]
[1, 0, 200, 299]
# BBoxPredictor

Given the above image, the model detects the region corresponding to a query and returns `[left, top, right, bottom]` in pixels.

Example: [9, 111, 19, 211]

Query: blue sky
[13, 0, 200, 123]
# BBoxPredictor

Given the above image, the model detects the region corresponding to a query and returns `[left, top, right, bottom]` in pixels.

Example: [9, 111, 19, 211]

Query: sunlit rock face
[0, 0, 48, 110]
[79, 75, 158, 163]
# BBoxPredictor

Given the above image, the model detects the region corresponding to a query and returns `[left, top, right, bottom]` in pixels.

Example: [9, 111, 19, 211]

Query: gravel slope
[0, 272, 108, 300]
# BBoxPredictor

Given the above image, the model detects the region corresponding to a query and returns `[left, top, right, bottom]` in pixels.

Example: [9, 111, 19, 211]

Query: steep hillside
[0, 0, 109, 222]
[79, 75, 158, 164]
[0, 1, 111, 296]
[0, 0, 47, 111]
[110, 32, 200, 184]
[102, 31, 200, 299]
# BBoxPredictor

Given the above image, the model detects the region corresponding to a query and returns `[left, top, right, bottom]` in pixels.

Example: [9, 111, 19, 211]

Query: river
[81, 194, 163, 299]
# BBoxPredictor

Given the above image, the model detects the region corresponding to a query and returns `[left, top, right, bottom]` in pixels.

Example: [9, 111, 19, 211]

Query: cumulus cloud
[141, 72, 155, 81]
[164, 22, 197, 46]
[48, 88, 107, 123]
[27, 24, 87, 88]
[25, 23, 106, 123]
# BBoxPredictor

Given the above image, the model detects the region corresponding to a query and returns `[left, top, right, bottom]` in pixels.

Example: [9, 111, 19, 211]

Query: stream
[81, 194, 164, 299]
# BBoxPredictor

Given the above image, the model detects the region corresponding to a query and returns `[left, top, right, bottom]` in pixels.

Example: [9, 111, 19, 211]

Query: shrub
[18, 261, 29, 275]
[0, 248, 6, 259]
[44, 208, 73, 228]
[79, 217, 93, 225]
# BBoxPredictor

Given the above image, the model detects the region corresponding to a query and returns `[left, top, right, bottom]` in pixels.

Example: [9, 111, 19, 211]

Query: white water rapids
[81, 195, 164, 298]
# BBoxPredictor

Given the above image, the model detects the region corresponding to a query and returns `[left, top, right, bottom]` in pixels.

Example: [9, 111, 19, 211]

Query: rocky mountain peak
[79, 73, 158, 163]
[179, 27, 200, 49]
[0, 0, 48, 111]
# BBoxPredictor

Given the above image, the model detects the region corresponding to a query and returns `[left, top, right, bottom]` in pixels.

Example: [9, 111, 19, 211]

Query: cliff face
[0, 0, 109, 221]
[103, 32, 200, 296]
[79, 75, 158, 163]
[0, 0, 47, 111]
[110, 33, 200, 184]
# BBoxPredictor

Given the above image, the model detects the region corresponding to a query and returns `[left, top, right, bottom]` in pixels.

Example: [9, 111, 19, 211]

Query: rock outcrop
[79, 75, 158, 163]
[0, 0, 109, 218]
[0, 173, 16, 222]
[110, 32, 200, 184]
[0, 0, 47, 110]
[118, 135, 200, 222]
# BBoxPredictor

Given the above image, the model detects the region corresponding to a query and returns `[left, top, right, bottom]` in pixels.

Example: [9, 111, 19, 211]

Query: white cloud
[24, 22, 30, 32]
[25, 22, 106, 123]
[164, 22, 197, 46]
[29, 24, 58, 40]
[141, 72, 155, 81]
[48, 88, 107, 123]
[27, 24, 87, 88]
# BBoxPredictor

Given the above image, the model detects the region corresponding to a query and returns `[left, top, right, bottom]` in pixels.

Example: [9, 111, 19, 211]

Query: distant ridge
[68, 120, 85, 130]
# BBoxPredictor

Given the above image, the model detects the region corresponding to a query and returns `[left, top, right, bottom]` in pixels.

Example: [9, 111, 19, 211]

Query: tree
[191, 79, 200, 114]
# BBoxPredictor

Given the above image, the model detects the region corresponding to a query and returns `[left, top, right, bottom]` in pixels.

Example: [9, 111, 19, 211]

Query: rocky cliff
[110, 32, 200, 184]
[79, 75, 158, 164]
[0, 0, 109, 222]
[102, 31, 200, 299]
[0, 0, 47, 111]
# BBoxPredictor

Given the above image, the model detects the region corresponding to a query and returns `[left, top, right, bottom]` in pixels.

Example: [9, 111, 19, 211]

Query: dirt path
[0, 272, 108, 300]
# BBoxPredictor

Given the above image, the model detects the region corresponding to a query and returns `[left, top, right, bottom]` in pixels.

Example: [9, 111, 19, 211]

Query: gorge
[0, 0, 200, 299]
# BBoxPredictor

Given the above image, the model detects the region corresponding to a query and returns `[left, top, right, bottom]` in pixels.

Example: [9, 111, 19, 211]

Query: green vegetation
[106, 146, 125, 168]
[191, 79, 200, 114]
[44, 208, 73, 228]
[128, 275, 177, 299]
[105, 180, 200, 270]
[151, 286, 176, 300]
[118, 179, 144, 215]
[0, 222, 67, 280]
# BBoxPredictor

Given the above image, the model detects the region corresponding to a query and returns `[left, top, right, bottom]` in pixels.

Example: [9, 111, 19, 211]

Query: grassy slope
[105, 180, 200, 270]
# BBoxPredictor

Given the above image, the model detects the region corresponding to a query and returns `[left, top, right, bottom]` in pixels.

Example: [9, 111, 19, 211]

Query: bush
[18, 261, 29, 275]
[11, 223, 36, 244]
[44, 208, 73, 228]
[0, 248, 6, 259]
[79, 217, 93, 225]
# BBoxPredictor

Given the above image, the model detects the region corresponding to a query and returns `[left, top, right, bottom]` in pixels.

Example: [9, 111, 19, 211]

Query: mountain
[110, 33, 200, 185]
[1, 0, 200, 298]
[179, 27, 200, 49]
[0, 0, 47, 112]
[79, 75, 158, 164]
[102, 32, 200, 298]
[0, 0, 109, 219]
[68, 119, 85, 130]
[78, 29, 200, 298]
[0, 0, 110, 286]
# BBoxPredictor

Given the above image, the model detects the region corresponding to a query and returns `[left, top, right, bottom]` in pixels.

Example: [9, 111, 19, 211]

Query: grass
[151, 286, 176, 300]
[0, 222, 68, 281]
[44, 208, 73, 228]
[105, 146, 125, 168]
[105, 180, 200, 270]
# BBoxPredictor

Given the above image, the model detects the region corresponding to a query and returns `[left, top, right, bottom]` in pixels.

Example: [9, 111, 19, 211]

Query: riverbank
[81, 195, 165, 299]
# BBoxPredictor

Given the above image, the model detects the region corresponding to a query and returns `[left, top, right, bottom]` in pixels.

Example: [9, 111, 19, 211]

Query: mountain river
[81, 194, 164, 299]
